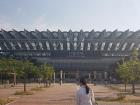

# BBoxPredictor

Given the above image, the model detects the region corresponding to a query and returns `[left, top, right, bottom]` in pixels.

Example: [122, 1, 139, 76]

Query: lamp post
[60, 70, 63, 85]
[53, 72, 55, 84]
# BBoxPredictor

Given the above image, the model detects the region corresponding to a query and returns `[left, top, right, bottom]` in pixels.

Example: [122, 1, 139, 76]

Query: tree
[131, 48, 139, 60]
[47, 66, 54, 86]
[129, 49, 140, 94]
[0, 58, 6, 84]
[16, 60, 37, 91]
[127, 60, 140, 94]
[117, 49, 140, 94]
[0, 58, 19, 86]
[117, 62, 130, 92]
[7, 58, 19, 86]
[40, 64, 54, 87]
[0, 57, 55, 91]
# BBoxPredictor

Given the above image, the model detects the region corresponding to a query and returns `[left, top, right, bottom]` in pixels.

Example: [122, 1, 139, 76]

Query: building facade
[0, 29, 140, 81]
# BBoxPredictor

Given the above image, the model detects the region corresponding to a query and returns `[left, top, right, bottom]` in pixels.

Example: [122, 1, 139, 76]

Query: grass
[116, 93, 126, 101]
[31, 86, 42, 91]
[0, 98, 14, 105]
[96, 93, 126, 102]
[14, 90, 34, 95]
[105, 85, 123, 92]
[105, 85, 132, 93]
[104, 85, 140, 103]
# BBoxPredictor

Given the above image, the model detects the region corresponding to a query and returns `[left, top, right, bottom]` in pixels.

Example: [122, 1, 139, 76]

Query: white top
[76, 86, 95, 105]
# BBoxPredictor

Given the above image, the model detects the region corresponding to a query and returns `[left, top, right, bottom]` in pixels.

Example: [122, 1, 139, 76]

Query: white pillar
[104, 72, 107, 80]
[93, 71, 96, 80]
[88, 73, 91, 83]
[60, 70, 63, 85]
[53, 72, 55, 84]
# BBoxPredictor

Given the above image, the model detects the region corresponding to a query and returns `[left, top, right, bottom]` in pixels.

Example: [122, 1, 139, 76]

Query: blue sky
[0, 0, 140, 31]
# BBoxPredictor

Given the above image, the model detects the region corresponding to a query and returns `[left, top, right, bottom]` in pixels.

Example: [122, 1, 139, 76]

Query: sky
[0, 0, 140, 31]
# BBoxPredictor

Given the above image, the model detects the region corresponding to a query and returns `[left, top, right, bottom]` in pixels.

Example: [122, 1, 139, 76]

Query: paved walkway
[0, 83, 39, 98]
[8, 84, 140, 105]
[9, 84, 76, 105]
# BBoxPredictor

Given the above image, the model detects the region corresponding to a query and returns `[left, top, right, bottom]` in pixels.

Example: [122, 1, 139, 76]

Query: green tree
[40, 64, 54, 87]
[129, 49, 140, 94]
[47, 66, 54, 86]
[131, 48, 139, 60]
[127, 60, 140, 94]
[117, 62, 130, 92]
[117, 49, 140, 94]
[0, 58, 40, 90]
[7, 58, 19, 86]
[16, 60, 37, 91]
[0, 58, 18, 86]
[0, 58, 6, 84]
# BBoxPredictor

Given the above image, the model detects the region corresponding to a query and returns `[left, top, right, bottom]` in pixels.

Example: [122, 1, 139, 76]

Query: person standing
[76, 77, 97, 105]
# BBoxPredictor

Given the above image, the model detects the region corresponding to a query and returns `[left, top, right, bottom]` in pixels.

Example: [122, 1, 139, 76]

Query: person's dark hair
[79, 77, 90, 94]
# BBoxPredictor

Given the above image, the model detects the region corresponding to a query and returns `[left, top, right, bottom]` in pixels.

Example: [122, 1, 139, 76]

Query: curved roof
[0, 29, 139, 57]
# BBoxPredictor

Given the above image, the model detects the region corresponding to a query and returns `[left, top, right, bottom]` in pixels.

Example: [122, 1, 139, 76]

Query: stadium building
[0, 29, 139, 81]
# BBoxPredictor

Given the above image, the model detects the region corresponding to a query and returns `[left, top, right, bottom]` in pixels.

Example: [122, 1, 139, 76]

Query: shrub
[14, 91, 33, 95]
[116, 93, 126, 101]
[31, 87, 42, 91]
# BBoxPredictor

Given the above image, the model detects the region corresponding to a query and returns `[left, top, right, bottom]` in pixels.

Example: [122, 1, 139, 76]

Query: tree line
[117, 49, 140, 94]
[0, 58, 54, 91]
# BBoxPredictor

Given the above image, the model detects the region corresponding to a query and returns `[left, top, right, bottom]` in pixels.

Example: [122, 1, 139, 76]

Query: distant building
[0, 29, 139, 81]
